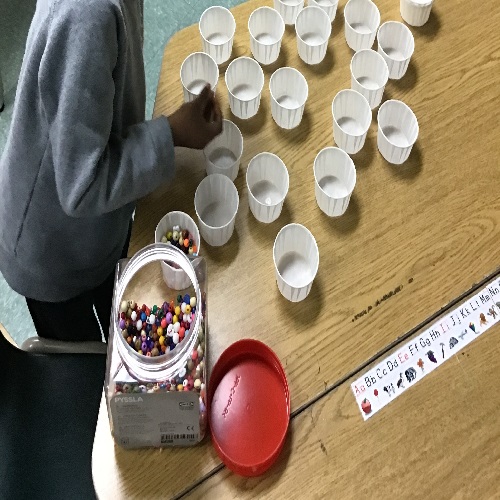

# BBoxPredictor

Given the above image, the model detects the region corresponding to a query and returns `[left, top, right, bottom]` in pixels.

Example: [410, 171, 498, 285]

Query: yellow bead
[185, 305, 191, 314]
[138, 350, 143, 355]
[157, 326, 163, 336]
[173, 315, 178, 324]
[175, 306, 181, 317]
[159, 335, 165, 346]
[177, 384, 183, 392]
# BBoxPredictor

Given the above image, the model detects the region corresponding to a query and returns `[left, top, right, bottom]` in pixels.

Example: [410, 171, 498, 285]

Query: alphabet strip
[351, 276, 500, 420]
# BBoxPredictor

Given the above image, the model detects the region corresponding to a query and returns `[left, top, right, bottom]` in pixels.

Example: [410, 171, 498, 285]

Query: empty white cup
[274, 0, 304, 25]
[332, 89, 371, 155]
[273, 224, 319, 302]
[314, 147, 356, 217]
[350, 49, 389, 109]
[377, 21, 415, 80]
[199, 6, 236, 65]
[269, 67, 308, 129]
[248, 7, 285, 65]
[194, 174, 239, 247]
[400, 0, 434, 27]
[155, 211, 201, 290]
[180, 52, 219, 103]
[225, 57, 265, 119]
[247, 153, 289, 223]
[344, 0, 380, 52]
[307, 0, 339, 22]
[296, 6, 332, 65]
[203, 119, 243, 181]
[377, 100, 419, 164]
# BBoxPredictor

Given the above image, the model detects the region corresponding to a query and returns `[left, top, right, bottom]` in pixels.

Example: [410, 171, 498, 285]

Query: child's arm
[39, 1, 220, 218]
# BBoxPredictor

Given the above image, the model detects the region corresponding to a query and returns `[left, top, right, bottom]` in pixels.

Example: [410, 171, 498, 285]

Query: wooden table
[92, 0, 500, 497]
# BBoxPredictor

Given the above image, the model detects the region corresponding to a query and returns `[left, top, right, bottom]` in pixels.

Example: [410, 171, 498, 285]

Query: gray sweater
[0, 0, 175, 301]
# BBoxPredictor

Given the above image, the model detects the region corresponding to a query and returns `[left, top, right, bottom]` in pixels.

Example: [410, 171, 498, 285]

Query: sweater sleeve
[39, 1, 175, 217]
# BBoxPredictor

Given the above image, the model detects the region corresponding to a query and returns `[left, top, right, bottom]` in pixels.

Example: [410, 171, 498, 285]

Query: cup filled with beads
[273, 223, 319, 302]
[344, 0, 380, 52]
[314, 147, 357, 217]
[180, 52, 219, 102]
[195, 173, 239, 247]
[247, 152, 289, 223]
[155, 211, 200, 290]
[199, 6, 236, 65]
[269, 67, 308, 129]
[332, 89, 372, 155]
[273, 0, 304, 25]
[248, 6, 285, 65]
[307, 0, 339, 22]
[106, 243, 208, 448]
[225, 57, 265, 120]
[295, 6, 332, 65]
[203, 119, 243, 181]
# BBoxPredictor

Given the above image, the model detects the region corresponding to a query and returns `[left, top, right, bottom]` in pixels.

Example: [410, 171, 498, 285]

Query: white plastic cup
[273, 224, 319, 302]
[247, 153, 289, 223]
[400, 0, 433, 27]
[295, 6, 331, 65]
[377, 21, 415, 80]
[377, 100, 419, 164]
[314, 147, 356, 217]
[248, 7, 285, 65]
[269, 67, 308, 129]
[307, 0, 339, 22]
[180, 52, 219, 103]
[332, 89, 371, 155]
[155, 211, 201, 290]
[274, 0, 304, 25]
[199, 6, 236, 65]
[194, 174, 239, 247]
[344, 0, 381, 52]
[225, 57, 265, 119]
[203, 119, 243, 181]
[350, 49, 389, 109]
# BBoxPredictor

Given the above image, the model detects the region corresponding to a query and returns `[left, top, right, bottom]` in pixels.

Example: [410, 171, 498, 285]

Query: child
[0, 0, 222, 341]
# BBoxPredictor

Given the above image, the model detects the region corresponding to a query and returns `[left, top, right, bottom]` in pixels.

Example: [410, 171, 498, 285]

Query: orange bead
[184, 238, 189, 248]
[161, 345, 167, 353]
[192, 245, 198, 253]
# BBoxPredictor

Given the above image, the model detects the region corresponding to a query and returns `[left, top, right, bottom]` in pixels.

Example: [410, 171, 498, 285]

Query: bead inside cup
[247, 153, 289, 223]
[203, 120, 243, 181]
[180, 52, 219, 103]
[248, 6, 285, 65]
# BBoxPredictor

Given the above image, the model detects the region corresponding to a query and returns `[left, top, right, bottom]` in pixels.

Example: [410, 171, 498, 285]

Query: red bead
[145, 307, 151, 316]
[161, 318, 167, 329]
[179, 326, 185, 338]
[142, 304, 147, 312]
[191, 350, 198, 361]
[152, 324, 158, 333]
[183, 387, 189, 391]
[120, 312, 126, 319]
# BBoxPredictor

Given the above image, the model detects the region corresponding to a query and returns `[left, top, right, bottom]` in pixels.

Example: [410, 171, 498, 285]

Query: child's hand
[168, 84, 223, 149]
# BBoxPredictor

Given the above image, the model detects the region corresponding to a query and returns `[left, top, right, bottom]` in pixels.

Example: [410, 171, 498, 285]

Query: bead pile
[118, 293, 202, 356]
[161, 225, 198, 256]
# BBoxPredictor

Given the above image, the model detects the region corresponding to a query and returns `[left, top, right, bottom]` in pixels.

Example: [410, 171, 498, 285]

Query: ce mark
[187, 425, 195, 431]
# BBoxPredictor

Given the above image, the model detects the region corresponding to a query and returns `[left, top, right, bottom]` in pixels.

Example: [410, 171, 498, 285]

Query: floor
[0, 0, 243, 344]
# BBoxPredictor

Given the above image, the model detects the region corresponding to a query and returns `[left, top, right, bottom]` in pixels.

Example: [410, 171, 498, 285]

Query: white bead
[178, 367, 187, 378]
[197, 345, 204, 357]
[167, 324, 174, 336]
[131, 311, 137, 322]
[190, 297, 197, 308]
[136, 319, 142, 331]
[149, 314, 155, 324]
[194, 379, 201, 389]
[174, 322, 180, 333]
[172, 332, 180, 344]
[183, 379, 189, 387]
[173, 225, 180, 232]
[161, 236, 168, 243]
[183, 314, 188, 323]
[181, 303, 187, 314]
[120, 300, 128, 313]
[199, 360, 205, 371]
[187, 315, 193, 323]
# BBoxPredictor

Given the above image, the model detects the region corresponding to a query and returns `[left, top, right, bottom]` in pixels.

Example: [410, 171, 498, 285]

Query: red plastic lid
[208, 339, 290, 477]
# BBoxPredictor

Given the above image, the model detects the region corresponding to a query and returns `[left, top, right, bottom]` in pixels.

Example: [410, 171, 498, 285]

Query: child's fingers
[196, 84, 213, 110]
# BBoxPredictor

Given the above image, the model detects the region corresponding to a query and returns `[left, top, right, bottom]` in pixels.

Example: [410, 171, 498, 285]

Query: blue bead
[183, 294, 190, 304]
[141, 312, 147, 322]
[155, 319, 161, 326]
[146, 324, 152, 333]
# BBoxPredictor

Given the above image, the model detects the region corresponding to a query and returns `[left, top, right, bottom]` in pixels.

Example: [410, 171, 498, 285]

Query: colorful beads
[162, 226, 198, 256]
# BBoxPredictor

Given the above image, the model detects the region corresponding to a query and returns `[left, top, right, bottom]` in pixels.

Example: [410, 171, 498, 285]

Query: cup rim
[344, 0, 380, 32]
[269, 67, 309, 110]
[194, 174, 240, 231]
[377, 99, 419, 148]
[309, 0, 339, 7]
[349, 49, 389, 91]
[296, 6, 332, 45]
[246, 152, 290, 208]
[313, 146, 357, 198]
[276, 0, 303, 6]
[377, 21, 415, 61]
[199, 6, 236, 46]
[331, 89, 372, 137]
[225, 57, 265, 102]
[248, 6, 285, 46]
[203, 119, 244, 171]
[273, 223, 319, 289]
[179, 51, 219, 89]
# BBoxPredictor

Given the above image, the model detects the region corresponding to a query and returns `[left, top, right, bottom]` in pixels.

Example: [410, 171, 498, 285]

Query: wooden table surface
[92, 0, 500, 497]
